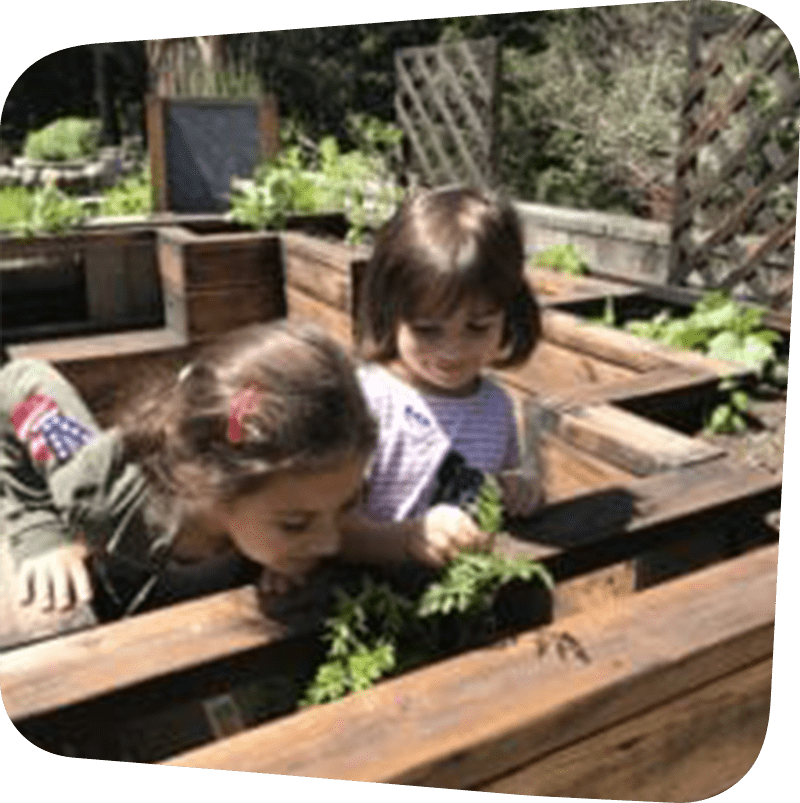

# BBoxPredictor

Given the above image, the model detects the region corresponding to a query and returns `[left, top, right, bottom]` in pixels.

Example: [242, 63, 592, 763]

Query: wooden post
[146, 94, 169, 212]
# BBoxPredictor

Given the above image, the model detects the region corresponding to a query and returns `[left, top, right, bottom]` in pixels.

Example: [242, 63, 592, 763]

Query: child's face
[217, 455, 368, 577]
[395, 296, 505, 395]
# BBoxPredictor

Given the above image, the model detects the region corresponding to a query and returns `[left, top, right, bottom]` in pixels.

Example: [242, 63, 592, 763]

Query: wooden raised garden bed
[0, 461, 779, 799]
[2, 215, 290, 421]
[0, 226, 783, 800]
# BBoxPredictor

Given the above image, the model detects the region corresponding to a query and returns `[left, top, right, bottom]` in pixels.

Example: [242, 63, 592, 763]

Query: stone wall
[516, 200, 670, 285]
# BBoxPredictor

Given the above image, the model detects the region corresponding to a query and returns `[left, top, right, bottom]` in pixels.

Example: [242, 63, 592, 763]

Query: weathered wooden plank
[182, 285, 285, 339]
[158, 228, 284, 290]
[497, 340, 638, 400]
[163, 544, 777, 787]
[0, 586, 285, 722]
[257, 93, 280, 162]
[527, 267, 642, 306]
[285, 287, 353, 347]
[539, 402, 726, 476]
[145, 95, 169, 212]
[482, 657, 772, 800]
[542, 309, 751, 378]
[0, 457, 778, 727]
[282, 232, 366, 312]
[503, 456, 779, 563]
[531, 365, 717, 409]
[6, 328, 187, 365]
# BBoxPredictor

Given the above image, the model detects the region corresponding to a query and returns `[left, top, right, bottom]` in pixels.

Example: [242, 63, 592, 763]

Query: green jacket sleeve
[0, 359, 102, 567]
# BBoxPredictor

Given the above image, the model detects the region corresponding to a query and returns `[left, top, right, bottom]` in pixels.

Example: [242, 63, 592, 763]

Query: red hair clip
[228, 387, 263, 444]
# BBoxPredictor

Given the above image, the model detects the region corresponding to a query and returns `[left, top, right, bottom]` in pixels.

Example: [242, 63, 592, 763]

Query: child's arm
[338, 504, 491, 567]
[1, 359, 101, 611]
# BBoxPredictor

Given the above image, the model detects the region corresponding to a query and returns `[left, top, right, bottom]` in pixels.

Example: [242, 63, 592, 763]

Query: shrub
[23, 117, 101, 162]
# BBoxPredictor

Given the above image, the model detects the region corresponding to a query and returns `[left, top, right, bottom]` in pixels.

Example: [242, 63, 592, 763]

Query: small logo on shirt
[404, 404, 431, 428]
[11, 394, 94, 463]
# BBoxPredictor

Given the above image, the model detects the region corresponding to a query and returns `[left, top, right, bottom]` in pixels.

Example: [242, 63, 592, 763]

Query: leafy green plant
[8, 184, 86, 236]
[99, 170, 152, 217]
[705, 379, 750, 435]
[531, 243, 590, 276]
[302, 475, 553, 706]
[23, 117, 101, 162]
[623, 291, 781, 376]
[600, 290, 784, 437]
[0, 186, 36, 232]
[230, 126, 403, 241]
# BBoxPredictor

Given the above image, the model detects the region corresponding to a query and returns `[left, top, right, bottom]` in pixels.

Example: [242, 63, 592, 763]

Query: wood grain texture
[163, 545, 777, 790]
[542, 309, 750, 378]
[1, 454, 775, 727]
[541, 402, 725, 476]
[483, 657, 772, 800]
[0, 586, 284, 722]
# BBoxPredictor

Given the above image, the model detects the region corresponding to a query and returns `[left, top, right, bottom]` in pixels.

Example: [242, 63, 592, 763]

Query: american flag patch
[10, 394, 95, 463]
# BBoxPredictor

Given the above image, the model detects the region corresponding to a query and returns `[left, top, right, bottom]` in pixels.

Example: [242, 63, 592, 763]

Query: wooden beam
[542, 309, 752, 378]
[145, 95, 169, 212]
[0, 457, 778, 724]
[163, 544, 777, 791]
[0, 586, 285, 722]
[536, 402, 726, 476]
[483, 657, 772, 800]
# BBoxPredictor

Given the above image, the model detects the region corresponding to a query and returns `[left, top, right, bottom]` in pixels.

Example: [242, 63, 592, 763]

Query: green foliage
[4, 184, 86, 236]
[230, 125, 404, 240]
[174, 66, 262, 99]
[531, 243, 590, 276]
[301, 577, 410, 706]
[99, 170, 152, 217]
[605, 290, 784, 437]
[23, 117, 101, 162]
[302, 475, 553, 706]
[0, 186, 36, 232]
[417, 550, 554, 617]
[706, 380, 750, 435]
[623, 291, 780, 376]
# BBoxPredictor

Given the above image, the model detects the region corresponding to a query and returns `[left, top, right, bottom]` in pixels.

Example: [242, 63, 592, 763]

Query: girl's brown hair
[356, 186, 541, 368]
[119, 321, 376, 508]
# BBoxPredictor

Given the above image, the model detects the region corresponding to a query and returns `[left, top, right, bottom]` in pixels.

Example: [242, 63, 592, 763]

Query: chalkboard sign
[147, 95, 279, 213]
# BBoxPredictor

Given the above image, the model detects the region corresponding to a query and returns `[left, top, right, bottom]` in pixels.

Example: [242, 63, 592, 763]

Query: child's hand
[498, 469, 543, 519]
[16, 541, 92, 612]
[409, 504, 493, 566]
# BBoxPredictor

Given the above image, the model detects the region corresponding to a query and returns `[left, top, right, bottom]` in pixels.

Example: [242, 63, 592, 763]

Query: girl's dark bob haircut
[356, 186, 541, 368]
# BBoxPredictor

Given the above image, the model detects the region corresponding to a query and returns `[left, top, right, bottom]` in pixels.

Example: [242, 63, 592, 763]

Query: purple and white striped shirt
[358, 364, 520, 521]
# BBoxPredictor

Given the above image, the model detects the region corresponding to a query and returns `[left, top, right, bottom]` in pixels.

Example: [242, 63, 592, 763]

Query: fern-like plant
[302, 474, 553, 706]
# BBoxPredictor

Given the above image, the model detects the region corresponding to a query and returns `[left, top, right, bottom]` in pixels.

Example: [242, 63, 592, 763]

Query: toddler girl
[352, 186, 543, 541]
[1, 321, 477, 625]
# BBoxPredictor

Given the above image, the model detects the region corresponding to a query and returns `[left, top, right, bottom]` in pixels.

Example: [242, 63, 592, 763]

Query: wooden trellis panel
[669, 6, 799, 310]
[395, 37, 500, 189]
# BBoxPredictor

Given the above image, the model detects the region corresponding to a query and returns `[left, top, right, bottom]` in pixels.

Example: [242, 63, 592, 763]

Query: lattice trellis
[669, 7, 799, 310]
[395, 37, 500, 189]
